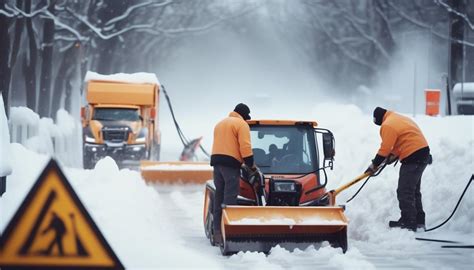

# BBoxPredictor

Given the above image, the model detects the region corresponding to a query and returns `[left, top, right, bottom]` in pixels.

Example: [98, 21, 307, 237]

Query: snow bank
[84, 71, 160, 85]
[232, 217, 345, 226]
[302, 103, 473, 237]
[0, 148, 219, 269]
[229, 245, 375, 270]
[9, 106, 40, 126]
[0, 95, 12, 176]
[8, 107, 82, 168]
[1, 101, 472, 268]
[142, 163, 212, 171]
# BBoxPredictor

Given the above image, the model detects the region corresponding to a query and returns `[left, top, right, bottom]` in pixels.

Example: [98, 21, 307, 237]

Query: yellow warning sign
[0, 159, 123, 269]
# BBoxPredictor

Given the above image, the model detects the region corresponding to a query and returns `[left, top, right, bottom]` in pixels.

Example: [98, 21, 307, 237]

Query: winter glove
[386, 154, 398, 165]
[364, 163, 377, 175]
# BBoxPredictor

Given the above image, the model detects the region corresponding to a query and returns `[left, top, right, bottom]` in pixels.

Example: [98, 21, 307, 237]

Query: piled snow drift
[1, 102, 472, 268]
[84, 71, 160, 85]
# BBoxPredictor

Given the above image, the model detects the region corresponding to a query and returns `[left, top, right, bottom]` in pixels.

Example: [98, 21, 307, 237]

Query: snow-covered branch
[105, 0, 172, 27]
[0, 5, 15, 17]
[3, 3, 48, 18]
[141, 4, 260, 36]
[340, 11, 391, 60]
[435, 0, 474, 30]
[4, 3, 87, 42]
[65, 7, 154, 40]
[388, 1, 474, 47]
[312, 15, 375, 70]
[41, 10, 88, 42]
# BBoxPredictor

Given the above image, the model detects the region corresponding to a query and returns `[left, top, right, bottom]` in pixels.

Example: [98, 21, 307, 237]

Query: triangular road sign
[0, 159, 124, 269]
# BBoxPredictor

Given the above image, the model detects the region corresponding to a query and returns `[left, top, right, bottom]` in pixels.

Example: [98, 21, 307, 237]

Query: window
[93, 108, 140, 122]
[250, 125, 318, 174]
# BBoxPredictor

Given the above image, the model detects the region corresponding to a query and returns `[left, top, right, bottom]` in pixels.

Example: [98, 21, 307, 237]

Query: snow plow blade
[221, 206, 348, 255]
[140, 161, 213, 184]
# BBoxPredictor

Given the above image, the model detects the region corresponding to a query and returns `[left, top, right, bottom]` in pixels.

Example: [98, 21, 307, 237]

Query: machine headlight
[273, 181, 296, 192]
[84, 128, 96, 143]
[135, 128, 148, 143]
[268, 179, 302, 206]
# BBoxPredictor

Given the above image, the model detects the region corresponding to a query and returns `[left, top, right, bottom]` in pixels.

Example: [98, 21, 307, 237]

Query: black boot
[416, 215, 426, 231]
[388, 218, 417, 231]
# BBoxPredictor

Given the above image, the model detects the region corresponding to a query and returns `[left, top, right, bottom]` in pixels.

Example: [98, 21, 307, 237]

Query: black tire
[205, 189, 215, 245]
[220, 241, 231, 256]
[83, 154, 95, 169]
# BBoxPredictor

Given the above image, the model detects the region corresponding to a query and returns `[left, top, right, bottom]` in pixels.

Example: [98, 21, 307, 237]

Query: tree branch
[5, 3, 87, 42]
[105, 0, 172, 26]
[3, 2, 48, 18]
[334, 1, 391, 60]
[435, 0, 474, 30]
[312, 15, 376, 70]
[141, 4, 261, 36]
[65, 7, 155, 40]
[388, 0, 474, 47]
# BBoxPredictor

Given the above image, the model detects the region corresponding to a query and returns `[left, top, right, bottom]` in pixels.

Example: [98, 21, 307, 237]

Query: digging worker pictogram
[210, 103, 256, 245]
[40, 212, 67, 256]
[366, 107, 432, 232]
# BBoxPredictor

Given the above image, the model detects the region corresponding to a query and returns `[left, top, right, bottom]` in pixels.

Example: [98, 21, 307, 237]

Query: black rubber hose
[424, 174, 473, 232]
[346, 162, 388, 203]
[441, 245, 474, 249]
[162, 85, 210, 158]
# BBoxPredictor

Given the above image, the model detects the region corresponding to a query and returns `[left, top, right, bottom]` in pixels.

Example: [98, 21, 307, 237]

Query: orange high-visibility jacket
[377, 111, 429, 160]
[211, 111, 253, 166]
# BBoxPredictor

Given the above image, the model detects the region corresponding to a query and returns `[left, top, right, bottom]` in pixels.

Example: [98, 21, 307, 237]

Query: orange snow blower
[139, 86, 213, 184]
[203, 120, 370, 255]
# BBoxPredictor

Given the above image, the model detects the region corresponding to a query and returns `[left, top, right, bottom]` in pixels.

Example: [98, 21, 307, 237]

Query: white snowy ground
[1, 103, 473, 269]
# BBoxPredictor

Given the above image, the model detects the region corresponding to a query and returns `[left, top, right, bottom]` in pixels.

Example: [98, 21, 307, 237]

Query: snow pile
[232, 217, 345, 226]
[0, 95, 12, 176]
[301, 103, 473, 237]
[0, 147, 219, 269]
[229, 245, 375, 270]
[1, 102, 472, 268]
[232, 217, 297, 226]
[84, 71, 160, 85]
[8, 107, 82, 168]
[142, 163, 213, 171]
[9, 106, 40, 126]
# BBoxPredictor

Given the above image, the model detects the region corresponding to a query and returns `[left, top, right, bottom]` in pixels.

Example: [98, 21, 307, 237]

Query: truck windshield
[93, 108, 140, 121]
[250, 125, 318, 174]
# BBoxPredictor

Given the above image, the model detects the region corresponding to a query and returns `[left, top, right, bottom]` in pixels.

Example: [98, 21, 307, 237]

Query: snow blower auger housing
[203, 120, 348, 255]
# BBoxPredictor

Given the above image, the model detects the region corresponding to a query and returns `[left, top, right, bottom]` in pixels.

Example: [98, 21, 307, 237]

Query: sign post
[425, 89, 441, 116]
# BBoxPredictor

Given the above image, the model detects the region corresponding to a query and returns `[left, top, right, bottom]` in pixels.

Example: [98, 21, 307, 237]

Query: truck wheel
[83, 155, 95, 169]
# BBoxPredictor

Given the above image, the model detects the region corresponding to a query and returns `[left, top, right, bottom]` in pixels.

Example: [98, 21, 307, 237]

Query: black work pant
[213, 165, 240, 233]
[397, 163, 427, 224]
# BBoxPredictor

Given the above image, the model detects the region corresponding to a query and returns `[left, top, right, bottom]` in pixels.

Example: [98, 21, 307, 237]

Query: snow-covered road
[2, 104, 473, 269]
[152, 183, 473, 270]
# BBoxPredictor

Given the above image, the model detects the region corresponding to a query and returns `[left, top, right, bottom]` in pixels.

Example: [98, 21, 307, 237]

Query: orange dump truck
[81, 72, 161, 169]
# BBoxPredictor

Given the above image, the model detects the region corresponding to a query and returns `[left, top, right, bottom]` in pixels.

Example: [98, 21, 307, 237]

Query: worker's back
[380, 111, 428, 160]
[211, 111, 252, 168]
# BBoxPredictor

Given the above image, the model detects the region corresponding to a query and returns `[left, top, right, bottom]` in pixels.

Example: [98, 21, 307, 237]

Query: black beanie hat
[234, 103, 251, 120]
[373, 107, 387, 126]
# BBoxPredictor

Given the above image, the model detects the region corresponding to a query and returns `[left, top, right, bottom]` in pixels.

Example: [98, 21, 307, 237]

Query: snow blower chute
[203, 120, 354, 255]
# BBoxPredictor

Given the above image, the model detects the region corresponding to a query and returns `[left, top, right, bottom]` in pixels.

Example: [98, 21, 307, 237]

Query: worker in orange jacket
[366, 107, 432, 231]
[210, 103, 256, 245]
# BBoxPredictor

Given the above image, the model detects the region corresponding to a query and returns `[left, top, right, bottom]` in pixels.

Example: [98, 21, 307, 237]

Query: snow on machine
[203, 120, 356, 255]
[81, 71, 212, 183]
